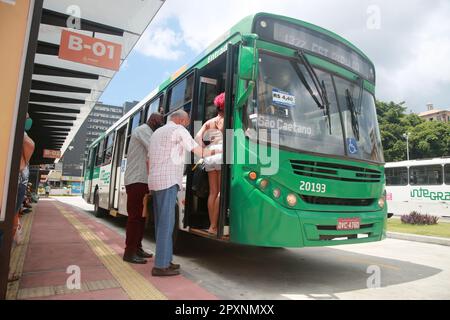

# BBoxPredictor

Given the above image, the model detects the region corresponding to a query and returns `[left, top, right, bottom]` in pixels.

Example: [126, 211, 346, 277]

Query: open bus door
[85, 146, 97, 203]
[110, 125, 127, 211]
[218, 43, 237, 239]
[184, 76, 218, 229]
[183, 43, 237, 240]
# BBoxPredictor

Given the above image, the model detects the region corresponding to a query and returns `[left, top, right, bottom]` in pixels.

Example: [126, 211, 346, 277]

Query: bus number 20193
[300, 181, 326, 193]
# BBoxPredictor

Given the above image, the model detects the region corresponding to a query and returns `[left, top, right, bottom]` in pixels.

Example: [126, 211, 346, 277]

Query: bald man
[123, 112, 164, 264]
[148, 110, 219, 276]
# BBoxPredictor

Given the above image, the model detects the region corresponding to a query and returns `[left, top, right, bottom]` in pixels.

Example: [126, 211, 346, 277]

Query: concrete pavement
[55, 196, 450, 300]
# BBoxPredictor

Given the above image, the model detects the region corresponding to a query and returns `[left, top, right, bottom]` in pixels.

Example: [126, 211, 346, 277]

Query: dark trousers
[125, 183, 148, 255]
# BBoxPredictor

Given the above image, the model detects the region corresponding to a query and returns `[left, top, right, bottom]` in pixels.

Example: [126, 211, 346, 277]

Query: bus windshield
[246, 52, 384, 163]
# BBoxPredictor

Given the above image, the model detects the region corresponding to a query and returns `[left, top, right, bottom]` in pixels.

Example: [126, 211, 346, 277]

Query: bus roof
[385, 158, 450, 168]
[89, 12, 374, 149]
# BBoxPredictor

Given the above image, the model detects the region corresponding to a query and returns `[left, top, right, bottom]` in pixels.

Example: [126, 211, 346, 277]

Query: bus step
[189, 228, 229, 241]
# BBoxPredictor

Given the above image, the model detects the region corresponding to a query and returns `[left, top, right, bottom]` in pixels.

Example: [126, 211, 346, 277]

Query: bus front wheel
[93, 191, 105, 218]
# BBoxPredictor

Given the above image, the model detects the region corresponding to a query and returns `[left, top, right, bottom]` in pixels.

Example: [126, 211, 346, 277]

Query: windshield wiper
[290, 60, 323, 110]
[345, 88, 360, 140]
[295, 50, 332, 134]
[321, 79, 332, 134]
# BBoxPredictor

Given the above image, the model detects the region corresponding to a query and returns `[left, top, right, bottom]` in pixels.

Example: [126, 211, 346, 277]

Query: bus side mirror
[238, 34, 258, 81]
[236, 34, 258, 109]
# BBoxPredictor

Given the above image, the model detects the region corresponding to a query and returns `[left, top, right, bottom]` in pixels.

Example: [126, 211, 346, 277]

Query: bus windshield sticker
[258, 115, 312, 136]
[347, 137, 358, 154]
[272, 88, 296, 108]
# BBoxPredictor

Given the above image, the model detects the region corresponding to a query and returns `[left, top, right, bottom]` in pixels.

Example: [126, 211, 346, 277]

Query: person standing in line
[9, 113, 34, 282]
[148, 110, 220, 276]
[45, 184, 51, 198]
[123, 113, 164, 264]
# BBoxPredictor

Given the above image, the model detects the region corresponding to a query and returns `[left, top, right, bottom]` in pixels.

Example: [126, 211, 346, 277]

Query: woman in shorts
[195, 92, 225, 234]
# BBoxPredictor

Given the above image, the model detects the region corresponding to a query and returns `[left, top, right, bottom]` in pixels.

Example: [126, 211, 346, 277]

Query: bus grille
[290, 160, 382, 183]
[300, 195, 374, 206]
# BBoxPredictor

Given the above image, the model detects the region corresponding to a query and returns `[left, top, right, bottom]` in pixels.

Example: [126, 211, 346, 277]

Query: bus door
[184, 76, 218, 230]
[218, 44, 237, 239]
[110, 125, 127, 210]
[84, 147, 96, 202]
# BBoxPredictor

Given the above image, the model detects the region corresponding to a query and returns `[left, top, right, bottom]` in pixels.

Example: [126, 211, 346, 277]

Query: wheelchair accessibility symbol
[347, 138, 358, 154]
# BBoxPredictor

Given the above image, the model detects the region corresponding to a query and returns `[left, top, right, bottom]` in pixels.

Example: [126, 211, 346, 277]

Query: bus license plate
[337, 218, 360, 230]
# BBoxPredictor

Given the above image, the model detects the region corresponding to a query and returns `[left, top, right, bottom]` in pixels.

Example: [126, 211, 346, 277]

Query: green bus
[83, 12, 387, 248]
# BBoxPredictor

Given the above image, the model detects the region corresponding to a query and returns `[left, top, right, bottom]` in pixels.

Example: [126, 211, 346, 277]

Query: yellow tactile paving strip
[54, 204, 167, 300]
[6, 210, 35, 300]
[17, 279, 121, 299]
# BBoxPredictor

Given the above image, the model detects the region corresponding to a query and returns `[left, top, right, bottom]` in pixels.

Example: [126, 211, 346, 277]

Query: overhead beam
[33, 63, 99, 79]
[36, 40, 59, 56]
[41, 8, 125, 37]
[29, 93, 85, 104]
[28, 103, 81, 114]
[31, 79, 91, 94]
[29, 112, 77, 121]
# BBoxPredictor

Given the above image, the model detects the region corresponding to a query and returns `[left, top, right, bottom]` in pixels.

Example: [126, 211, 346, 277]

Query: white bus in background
[385, 158, 450, 217]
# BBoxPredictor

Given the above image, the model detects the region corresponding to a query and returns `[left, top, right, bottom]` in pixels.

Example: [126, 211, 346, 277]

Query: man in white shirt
[148, 110, 219, 276]
[123, 113, 163, 264]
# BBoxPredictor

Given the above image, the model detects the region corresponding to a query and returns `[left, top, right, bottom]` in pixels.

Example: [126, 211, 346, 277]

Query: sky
[100, 0, 450, 113]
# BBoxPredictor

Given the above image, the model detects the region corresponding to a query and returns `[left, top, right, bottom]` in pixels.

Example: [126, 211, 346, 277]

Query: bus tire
[93, 190, 105, 218]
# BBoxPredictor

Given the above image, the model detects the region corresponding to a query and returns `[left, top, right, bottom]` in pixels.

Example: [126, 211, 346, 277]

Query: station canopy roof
[28, 0, 165, 164]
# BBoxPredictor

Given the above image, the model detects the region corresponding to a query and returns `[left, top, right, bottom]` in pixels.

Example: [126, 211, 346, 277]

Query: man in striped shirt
[148, 110, 219, 276]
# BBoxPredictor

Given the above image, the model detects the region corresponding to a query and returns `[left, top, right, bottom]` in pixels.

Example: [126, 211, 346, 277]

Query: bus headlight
[273, 188, 281, 199]
[248, 171, 257, 181]
[378, 189, 386, 209]
[259, 179, 269, 189]
[378, 197, 385, 209]
[287, 193, 297, 207]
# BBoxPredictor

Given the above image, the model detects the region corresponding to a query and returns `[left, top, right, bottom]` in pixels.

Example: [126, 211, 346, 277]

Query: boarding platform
[6, 198, 217, 300]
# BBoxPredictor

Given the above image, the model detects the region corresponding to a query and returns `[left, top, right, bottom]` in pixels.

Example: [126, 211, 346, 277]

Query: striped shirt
[148, 121, 198, 191]
[124, 124, 153, 186]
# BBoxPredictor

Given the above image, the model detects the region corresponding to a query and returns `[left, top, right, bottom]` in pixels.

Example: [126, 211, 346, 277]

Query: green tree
[409, 121, 450, 159]
[375, 100, 450, 161]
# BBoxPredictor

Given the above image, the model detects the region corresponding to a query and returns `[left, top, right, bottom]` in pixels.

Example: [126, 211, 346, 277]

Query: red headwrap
[214, 92, 225, 111]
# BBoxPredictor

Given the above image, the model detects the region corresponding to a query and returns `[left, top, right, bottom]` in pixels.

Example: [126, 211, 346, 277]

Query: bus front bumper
[230, 189, 387, 248]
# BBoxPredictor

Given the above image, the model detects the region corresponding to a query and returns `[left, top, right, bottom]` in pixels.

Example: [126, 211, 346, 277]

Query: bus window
[167, 74, 194, 114]
[125, 112, 142, 156]
[103, 133, 115, 165]
[146, 95, 164, 120]
[129, 112, 141, 134]
[385, 167, 408, 186]
[445, 164, 450, 185]
[409, 165, 443, 186]
[87, 148, 94, 170]
[95, 142, 104, 167]
[204, 84, 218, 121]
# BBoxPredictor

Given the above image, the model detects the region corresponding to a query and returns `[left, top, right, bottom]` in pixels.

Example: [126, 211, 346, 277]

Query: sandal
[8, 274, 20, 282]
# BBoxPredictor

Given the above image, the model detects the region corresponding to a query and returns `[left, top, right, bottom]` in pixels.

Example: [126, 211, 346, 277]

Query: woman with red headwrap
[195, 92, 225, 235]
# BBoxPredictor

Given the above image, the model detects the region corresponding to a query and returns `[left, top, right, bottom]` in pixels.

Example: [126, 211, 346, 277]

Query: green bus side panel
[93, 167, 100, 180]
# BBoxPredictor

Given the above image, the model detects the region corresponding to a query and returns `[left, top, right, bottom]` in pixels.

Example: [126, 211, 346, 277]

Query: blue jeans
[152, 185, 178, 269]
[15, 183, 27, 212]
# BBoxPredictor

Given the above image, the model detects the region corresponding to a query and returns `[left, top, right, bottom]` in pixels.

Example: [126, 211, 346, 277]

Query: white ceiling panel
[29, 0, 165, 163]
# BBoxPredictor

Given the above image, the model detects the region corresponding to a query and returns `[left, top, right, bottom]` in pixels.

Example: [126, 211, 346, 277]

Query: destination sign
[254, 17, 375, 82]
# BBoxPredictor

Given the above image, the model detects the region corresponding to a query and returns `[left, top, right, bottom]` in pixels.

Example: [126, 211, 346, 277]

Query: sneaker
[152, 267, 180, 277]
